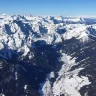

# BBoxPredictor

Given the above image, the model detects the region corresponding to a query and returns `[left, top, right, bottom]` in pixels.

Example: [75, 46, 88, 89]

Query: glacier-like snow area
[40, 53, 91, 96]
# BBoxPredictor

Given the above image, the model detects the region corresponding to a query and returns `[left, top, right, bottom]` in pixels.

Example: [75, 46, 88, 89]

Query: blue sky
[0, 0, 96, 16]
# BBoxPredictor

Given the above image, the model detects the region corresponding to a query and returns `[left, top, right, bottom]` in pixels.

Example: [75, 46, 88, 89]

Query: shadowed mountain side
[0, 42, 62, 96]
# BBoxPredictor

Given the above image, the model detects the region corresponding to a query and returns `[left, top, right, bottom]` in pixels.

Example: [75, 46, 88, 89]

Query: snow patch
[40, 53, 91, 96]
[0, 93, 5, 96]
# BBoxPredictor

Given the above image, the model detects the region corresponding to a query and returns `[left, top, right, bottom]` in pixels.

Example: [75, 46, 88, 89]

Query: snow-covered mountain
[0, 14, 96, 96]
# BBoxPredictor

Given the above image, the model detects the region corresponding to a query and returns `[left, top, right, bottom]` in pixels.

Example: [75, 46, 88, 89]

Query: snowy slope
[40, 53, 91, 96]
[0, 15, 96, 58]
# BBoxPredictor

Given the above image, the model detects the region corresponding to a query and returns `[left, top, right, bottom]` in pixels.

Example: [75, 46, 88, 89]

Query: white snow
[0, 15, 96, 58]
[39, 80, 53, 96]
[0, 62, 3, 69]
[24, 85, 28, 90]
[0, 42, 4, 50]
[49, 72, 55, 78]
[0, 93, 5, 96]
[0, 14, 95, 96]
[15, 71, 18, 80]
[40, 53, 91, 96]
[63, 24, 89, 41]
[22, 45, 30, 56]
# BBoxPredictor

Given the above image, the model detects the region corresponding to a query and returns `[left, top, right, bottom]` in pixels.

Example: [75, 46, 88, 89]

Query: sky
[0, 0, 96, 16]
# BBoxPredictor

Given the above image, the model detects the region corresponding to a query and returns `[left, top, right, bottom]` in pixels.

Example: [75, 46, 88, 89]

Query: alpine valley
[0, 14, 96, 96]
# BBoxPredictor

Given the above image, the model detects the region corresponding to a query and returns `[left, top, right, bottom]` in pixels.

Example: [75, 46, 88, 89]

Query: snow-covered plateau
[0, 14, 96, 96]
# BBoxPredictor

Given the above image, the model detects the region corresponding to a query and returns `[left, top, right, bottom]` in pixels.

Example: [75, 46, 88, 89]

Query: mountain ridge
[0, 15, 96, 96]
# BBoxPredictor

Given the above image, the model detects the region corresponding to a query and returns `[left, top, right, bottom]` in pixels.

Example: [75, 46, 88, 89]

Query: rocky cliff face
[0, 14, 96, 96]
